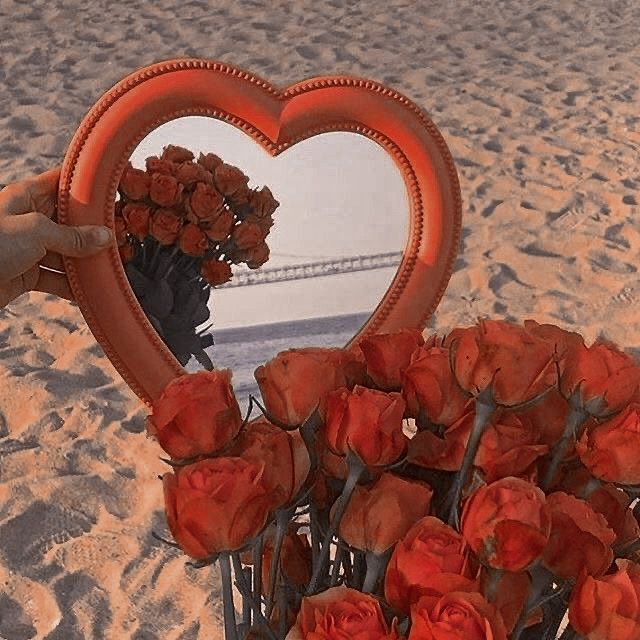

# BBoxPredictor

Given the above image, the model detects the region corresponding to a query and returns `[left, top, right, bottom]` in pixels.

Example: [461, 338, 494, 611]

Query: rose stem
[511, 565, 555, 640]
[252, 533, 264, 609]
[309, 504, 321, 576]
[329, 545, 345, 586]
[305, 453, 366, 595]
[230, 553, 251, 635]
[362, 551, 389, 594]
[265, 507, 291, 619]
[352, 551, 366, 590]
[541, 393, 587, 491]
[558, 627, 584, 640]
[446, 387, 496, 527]
[219, 552, 239, 640]
[483, 567, 504, 603]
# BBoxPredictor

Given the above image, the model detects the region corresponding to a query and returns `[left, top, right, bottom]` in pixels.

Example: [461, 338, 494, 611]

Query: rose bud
[385, 516, 473, 615]
[178, 223, 209, 257]
[145, 156, 176, 176]
[186, 182, 225, 224]
[245, 241, 270, 269]
[232, 220, 265, 251]
[174, 161, 214, 187]
[324, 385, 407, 466]
[287, 586, 401, 640]
[445, 319, 557, 406]
[403, 345, 472, 426]
[201, 208, 234, 242]
[560, 340, 640, 416]
[214, 162, 250, 196]
[255, 347, 355, 427]
[119, 163, 151, 200]
[147, 370, 242, 460]
[337, 473, 432, 554]
[200, 257, 232, 286]
[229, 417, 310, 509]
[523, 319, 585, 359]
[409, 591, 507, 640]
[160, 144, 194, 163]
[113, 214, 128, 246]
[197, 152, 223, 173]
[149, 208, 182, 245]
[542, 492, 616, 579]
[121, 203, 151, 241]
[461, 477, 551, 572]
[569, 559, 640, 639]
[576, 403, 640, 485]
[163, 456, 272, 558]
[118, 243, 135, 263]
[359, 328, 425, 391]
[149, 172, 184, 207]
[249, 185, 280, 218]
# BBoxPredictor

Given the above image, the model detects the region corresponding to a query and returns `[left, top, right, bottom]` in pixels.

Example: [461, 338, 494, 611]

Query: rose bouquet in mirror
[144, 320, 640, 640]
[115, 144, 279, 369]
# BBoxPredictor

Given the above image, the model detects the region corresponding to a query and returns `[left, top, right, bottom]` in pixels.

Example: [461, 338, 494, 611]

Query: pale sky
[128, 117, 410, 328]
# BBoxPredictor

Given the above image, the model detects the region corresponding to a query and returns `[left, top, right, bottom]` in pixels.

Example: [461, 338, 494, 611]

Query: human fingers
[0, 167, 61, 218]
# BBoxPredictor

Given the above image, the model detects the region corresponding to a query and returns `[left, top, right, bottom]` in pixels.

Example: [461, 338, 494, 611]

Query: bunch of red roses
[145, 318, 640, 640]
[115, 144, 279, 368]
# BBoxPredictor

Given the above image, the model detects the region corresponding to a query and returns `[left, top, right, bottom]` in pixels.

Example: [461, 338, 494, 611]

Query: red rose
[409, 591, 507, 640]
[560, 340, 640, 415]
[232, 220, 265, 251]
[249, 185, 279, 218]
[197, 152, 223, 173]
[119, 164, 151, 200]
[147, 370, 242, 459]
[163, 456, 271, 558]
[161, 144, 194, 163]
[359, 329, 425, 390]
[446, 319, 557, 406]
[523, 319, 585, 359]
[178, 223, 209, 256]
[174, 161, 214, 187]
[113, 214, 128, 246]
[255, 347, 355, 427]
[245, 241, 270, 269]
[149, 208, 182, 245]
[324, 385, 407, 466]
[145, 156, 176, 176]
[576, 403, 640, 485]
[543, 492, 616, 579]
[200, 257, 232, 286]
[186, 182, 225, 223]
[569, 559, 640, 640]
[149, 172, 184, 207]
[517, 387, 569, 447]
[403, 345, 472, 426]
[121, 203, 151, 241]
[385, 516, 472, 615]
[287, 586, 401, 640]
[201, 209, 234, 242]
[245, 212, 274, 236]
[338, 473, 432, 554]
[461, 477, 551, 572]
[214, 163, 250, 196]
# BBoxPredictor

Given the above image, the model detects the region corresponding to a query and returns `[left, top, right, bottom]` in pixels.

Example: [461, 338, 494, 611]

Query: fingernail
[94, 227, 112, 246]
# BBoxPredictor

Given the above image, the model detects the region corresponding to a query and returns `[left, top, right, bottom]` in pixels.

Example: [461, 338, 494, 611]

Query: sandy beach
[0, 1, 638, 638]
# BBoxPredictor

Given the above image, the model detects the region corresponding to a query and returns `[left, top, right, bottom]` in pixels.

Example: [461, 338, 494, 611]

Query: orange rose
[145, 156, 176, 176]
[409, 591, 507, 640]
[249, 185, 280, 218]
[338, 473, 432, 554]
[403, 345, 471, 426]
[560, 340, 640, 415]
[197, 152, 223, 173]
[149, 172, 184, 207]
[121, 203, 151, 240]
[149, 208, 182, 245]
[178, 223, 209, 257]
[523, 319, 585, 359]
[446, 319, 557, 406]
[324, 385, 407, 466]
[161, 144, 194, 163]
[255, 347, 354, 427]
[174, 160, 214, 187]
[569, 559, 640, 640]
[232, 220, 265, 251]
[186, 182, 225, 223]
[214, 162, 250, 196]
[543, 492, 616, 580]
[230, 417, 310, 508]
[359, 328, 425, 390]
[147, 370, 242, 459]
[577, 403, 640, 484]
[201, 208, 234, 242]
[461, 477, 551, 572]
[163, 456, 271, 558]
[200, 257, 232, 286]
[114, 214, 128, 246]
[119, 164, 151, 200]
[287, 586, 401, 640]
[245, 240, 270, 269]
[385, 516, 472, 615]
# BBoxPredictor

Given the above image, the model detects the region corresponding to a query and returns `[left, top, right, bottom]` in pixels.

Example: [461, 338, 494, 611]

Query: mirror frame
[58, 58, 462, 407]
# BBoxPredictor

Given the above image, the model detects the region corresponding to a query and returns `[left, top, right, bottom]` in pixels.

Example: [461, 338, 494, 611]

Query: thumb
[35, 214, 113, 257]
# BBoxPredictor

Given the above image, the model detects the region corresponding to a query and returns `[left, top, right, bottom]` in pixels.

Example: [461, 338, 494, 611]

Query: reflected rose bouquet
[144, 320, 640, 639]
[116, 144, 279, 369]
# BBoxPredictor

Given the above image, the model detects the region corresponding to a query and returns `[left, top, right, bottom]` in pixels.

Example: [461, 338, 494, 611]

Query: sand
[0, 1, 638, 638]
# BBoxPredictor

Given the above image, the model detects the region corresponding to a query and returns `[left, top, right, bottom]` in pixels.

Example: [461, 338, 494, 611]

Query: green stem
[265, 508, 291, 619]
[252, 533, 264, 608]
[219, 552, 239, 640]
[362, 551, 389, 594]
[511, 565, 555, 640]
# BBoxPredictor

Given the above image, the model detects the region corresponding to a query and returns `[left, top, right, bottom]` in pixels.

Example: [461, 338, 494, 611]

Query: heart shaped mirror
[58, 59, 462, 406]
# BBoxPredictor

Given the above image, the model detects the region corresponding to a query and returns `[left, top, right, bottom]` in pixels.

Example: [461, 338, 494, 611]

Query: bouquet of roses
[144, 318, 640, 640]
[115, 144, 279, 369]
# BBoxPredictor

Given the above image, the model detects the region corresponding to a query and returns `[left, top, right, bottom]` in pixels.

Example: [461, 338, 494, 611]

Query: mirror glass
[115, 117, 409, 399]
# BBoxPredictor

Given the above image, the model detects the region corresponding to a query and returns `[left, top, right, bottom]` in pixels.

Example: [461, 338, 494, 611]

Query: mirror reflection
[116, 117, 409, 398]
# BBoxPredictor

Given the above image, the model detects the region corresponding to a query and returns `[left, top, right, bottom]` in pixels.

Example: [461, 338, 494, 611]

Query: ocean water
[186, 311, 371, 411]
